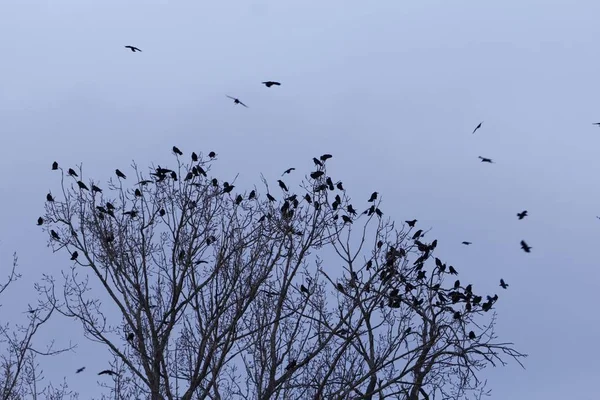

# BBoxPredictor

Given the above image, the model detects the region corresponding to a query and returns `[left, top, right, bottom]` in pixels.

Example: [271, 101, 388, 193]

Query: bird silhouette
[126, 332, 134, 342]
[277, 180, 289, 191]
[448, 266, 458, 275]
[300, 284, 309, 294]
[208, 151, 217, 158]
[267, 193, 276, 202]
[46, 193, 54, 202]
[341, 215, 353, 224]
[478, 156, 494, 163]
[462, 241, 472, 245]
[70, 251, 78, 261]
[500, 279, 509, 289]
[172, 146, 183, 156]
[368, 192, 378, 202]
[76, 367, 86, 373]
[115, 169, 126, 179]
[222, 185, 235, 194]
[320, 154, 333, 161]
[517, 210, 528, 220]
[336, 182, 344, 190]
[310, 171, 324, 179]
[472, 121, 483, 134]
[405, 219, 417, 227]
[124, 45, 141, 52]
[520, 240, 531, 253]
[262, 81, 281, 87]
[68, 168, 78, 177]
[468, 331, 476, 340]
[50, 230, 60, 240]
[37, 217, 44, 226]
[235, 194, 243, 205]
[52, 161, 58, 170]
[98, 369, 118, 376]
[135, 188, 142, 197]
[412, 230, 423, 240]
[248, 190, 256, 200]
[282, 167, 295, 175]
[313, 157, 323, 167]
[92, 185, 102, 193]
[191, 152, 198, 162]
[226, 95, 248, 108]
[77, 181, 89, 190]
[347, 205, 357, 215]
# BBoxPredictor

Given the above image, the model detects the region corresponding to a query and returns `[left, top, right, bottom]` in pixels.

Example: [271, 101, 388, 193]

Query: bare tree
[38, 149, 526, 399]
[0, 253, 74, 400]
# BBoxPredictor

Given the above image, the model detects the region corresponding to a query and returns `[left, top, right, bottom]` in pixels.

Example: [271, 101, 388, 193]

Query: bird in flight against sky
[593, 123, 600, 126]
[262, 81, 281, 87]
[517, 210, 528, 220]
[520, 240, 531, 253]
[226, 95, 248, 108]
[472, 121, 483, 134]
[478, 156, 494, 163]
[462, 241, 472, 245]
[124, 45, 142, 52]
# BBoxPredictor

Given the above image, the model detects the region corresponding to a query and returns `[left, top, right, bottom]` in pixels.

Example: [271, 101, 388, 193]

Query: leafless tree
[38, 149, 526, 399]
[0, 253, 74, 400]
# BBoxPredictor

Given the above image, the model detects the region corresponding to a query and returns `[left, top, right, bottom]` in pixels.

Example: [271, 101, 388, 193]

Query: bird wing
[239, 101, 249, 108]
[226, 95, 236, 100]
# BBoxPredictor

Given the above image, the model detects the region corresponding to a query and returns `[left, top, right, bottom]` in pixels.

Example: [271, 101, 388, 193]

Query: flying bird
[593, 123, 600, 126]
[320, 154, 333, 161]
[262, 81, 281, 87]
[52, 161, 58, 170]
[462, 241, 472, 245]
[76, 367, 86, 374]
[226, 95, 248, 108]
[405, 219, 417, 227]
[517, 210, 528, 220]
[520, 240, 531, 253]
[500, 279, 509, 289]
[98, 370, 118, 376]
[478, 156, 494, 163]
[472, 121, 483, 134]
[125, 45, 141, 52]
[115, 169, 126, 179]
[282, 167, 295, 175]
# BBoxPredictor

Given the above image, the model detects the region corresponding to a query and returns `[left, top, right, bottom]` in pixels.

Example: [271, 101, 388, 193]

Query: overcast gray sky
[1, 0, 599, 398]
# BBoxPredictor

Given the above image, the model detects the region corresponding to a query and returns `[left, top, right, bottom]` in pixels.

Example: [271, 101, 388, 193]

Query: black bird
[326, 177, 334, 191]
[191, 152, 198, 162]
[368, 192, 378, 202]
[115, 169, 126, 179]
[248, 190, 256, 200]
[313, 157, 323, 167]
[405, 219, 417, 227]
[52, 161, 58, 170]
[235, 194, 243, 205]
[208, 151, 217, 158]
[50, 230, 60, 240]
[462, 241, 472, 245]
[412, 230, 423, 240]
[126, 332, 134, 342]
[124, 210, 138, 218]
[336, 182, 344, 190]
[336, 283, 346, 294]
[282, 167, 295, 175]
[124, 45, 141, 52]
[77, 181, 89, 190]
[472, 121, 483, 134]
[304, 193, 312, 203]
[211, 178, 219, 187]
[262, 81, 281, 87]
[173, 146, 183, 156]
[37, 217, 44, 226]
[46, 193, 54, 202]
[185, 172, 193, 181]
[478, 156, 494, 163]
[226, 95, 248, 108]
[500, 279, 509, 289]
[593, 123, 600, 126]
[222, 185, 235, 194]
[347, 205, 357, 215]
[310, 171, 324, 179]
[170, 171, 178, 181]
[517, 210, 528, 220]
[68, 168, 78, 177]
[76, 367, 85, 373]
[468, 331, 476, 340]
[138, 180, 152, 186]
[300, 284, 309, 294]
[375, 208, 383, 218]
[341, 215, 352, 224]
[320, 154, 333, 161]
[70, 251, 78, 261]
[520, 240, 531, 253]
[92, 185, 102, 193]
[277, 180, 289, 191]
[266, 193, 276, 202]
[453, 311, 461, 320]
[135, 188, 142, 197]
[98, 369, 118, 376]
[454, 280, 460, 289]
[285, 360, 297, 371]
[448, 266, 458, 275]
[159, 209, 166, 216]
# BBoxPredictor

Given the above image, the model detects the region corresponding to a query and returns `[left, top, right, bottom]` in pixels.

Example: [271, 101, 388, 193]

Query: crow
[222, 185, 235, 194]
[412, 230, 423, 240]
[517, 210, 528, 220]
[70, 251, 78, 261]
[341, 215, 352, 224]
[52, 161, 58, 170]
[448, 266, 458, 275]
[282, 167, 295, 175]
[375, 208, 383, 217]
[226, 95, 248, 108]
[468, 331, 476, 340]
[520, 240, 531, 253]
[172, 146, 183, 156]
[336, 182, 344, 190]
[277, 180, 289, 191]
[159, 209, 166, 216]
[300, 284, 309, 294]
[368, 192, 378, 202]
[184, 172, 193, 181]
[320, 154, 333, 161]
[92, 185, 102, 193]
[46, 193, 54, 202]
[68, 168, 78, 177]
[478, 156, 494, 163]
[248, 190, 256, 200]
[267, 193, 276, 202]
[347, 205, 357, 215]
[126, 332, 134, 341]
[77, 181, 89, 190]
[124, 45, 141, 52]
[313, 157, 323, 167]
[208, 151, 217, 158]
[262, 81, 281, 87]
[115, 169, 126, 179]
[50, 230, 60, 240]
[462, 241, 472, 245]
[76, 367, 86, 373]
[98, 369, 118, 376]
[405, 219, 417, 227]
[135, 188, 142, 197]
[310, 171, 324, 179]
[235, 194, 243, 205]
[37, 217, 44, 226]
[500, 279, 509, 289]
[472, 121, 483, 134]
[191, 152, 198, 162]
[170, 171, 177, 181]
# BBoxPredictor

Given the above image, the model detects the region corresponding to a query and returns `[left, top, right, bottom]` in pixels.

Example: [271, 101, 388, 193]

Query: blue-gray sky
[1, 1, 599, 398]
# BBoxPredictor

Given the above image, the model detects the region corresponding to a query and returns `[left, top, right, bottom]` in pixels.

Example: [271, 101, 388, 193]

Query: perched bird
[310, 171, 324, 179]
[405, 219, 417, 227]
[52, 161, 58, 170]
[37, 217, 44, 226]
[300, 284, 309, 294]
[448, 266, 458, 275]
[124, 45, 141, 52]
[500, 279, 509, 289]
[77, 181, 89, 190]
[226, 95, 248, 108]
[50, 230, 60, 240]
[68, 168, 78, 177]
[135, 188, 142, 197]
[347, 205, 357, 215]
[191, 152, 198, 162]
[262, 81, 281, 87]
[70, 251, 78, 261]
[172, 146, 182, 156]
[98, 369, 118, 376]
[341, 215, 353, 224]
[478, 156, 494, 163]
[46, 193, 54, 202]
[222, 185, 235, 194]
[462, 241, 472, 245]
[91, 185, 102, 193]
[208, 151, 217, 158]
[517, 210, 528, 220]
[313, 157, 323, 167]
[266, 193, 276, 202]
[248, 190, 256, 200]
[320, 154, 333, 161]
[520, 240, 532, 253]
[277, 180, 289, 191]
[235, 194, 243, 205]
[412, 230, 423, 240]
[115, 169, 126, 179]
[368, 192, 378, 202]
[76, 367, 86, 374]
[468, 331, 476, 340]
[126, 332, 134, 341]
[336, 182, 344, 190]
[472, 121, 483, 134]
[282, 167, 295, 175]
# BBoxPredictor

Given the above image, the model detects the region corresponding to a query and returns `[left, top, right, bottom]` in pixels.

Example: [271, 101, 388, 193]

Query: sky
[1, 0, 599, 398]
